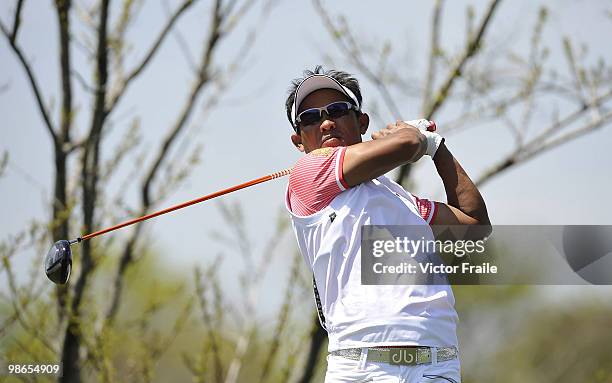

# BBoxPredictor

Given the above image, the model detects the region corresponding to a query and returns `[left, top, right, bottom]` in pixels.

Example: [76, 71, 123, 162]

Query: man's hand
[372, 120, 443, 157]
[372, 120, 425, 141]
[403, 119, 444, 157]
[371, 120, 429, 160]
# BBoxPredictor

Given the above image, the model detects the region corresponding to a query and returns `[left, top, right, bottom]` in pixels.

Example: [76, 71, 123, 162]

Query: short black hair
[285, 65, 363, 131]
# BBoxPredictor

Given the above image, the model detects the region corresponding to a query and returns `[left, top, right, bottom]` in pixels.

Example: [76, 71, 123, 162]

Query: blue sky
[1, 0, 611, 310]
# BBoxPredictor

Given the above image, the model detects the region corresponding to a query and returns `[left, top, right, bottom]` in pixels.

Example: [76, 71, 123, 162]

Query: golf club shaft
[80, 168, 291, 242]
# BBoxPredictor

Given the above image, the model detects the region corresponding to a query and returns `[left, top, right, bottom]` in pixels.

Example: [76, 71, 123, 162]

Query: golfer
[284, 66, 490, 382]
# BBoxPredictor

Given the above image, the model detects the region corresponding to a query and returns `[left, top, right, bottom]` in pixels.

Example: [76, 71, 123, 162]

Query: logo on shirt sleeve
[310, 147, 334, 157]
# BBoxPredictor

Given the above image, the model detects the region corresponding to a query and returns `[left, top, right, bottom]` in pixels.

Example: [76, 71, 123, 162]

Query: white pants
[324, 350, 461, 383]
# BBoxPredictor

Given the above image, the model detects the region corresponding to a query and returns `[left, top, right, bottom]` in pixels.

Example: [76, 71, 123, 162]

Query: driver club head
[44, 240, 73, 284]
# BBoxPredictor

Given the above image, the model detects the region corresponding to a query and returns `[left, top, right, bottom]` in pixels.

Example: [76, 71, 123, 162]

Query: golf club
[44, 168, 291, 284]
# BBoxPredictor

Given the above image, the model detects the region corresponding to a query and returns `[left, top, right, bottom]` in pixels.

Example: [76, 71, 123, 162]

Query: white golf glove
[404, 119, 444, 157]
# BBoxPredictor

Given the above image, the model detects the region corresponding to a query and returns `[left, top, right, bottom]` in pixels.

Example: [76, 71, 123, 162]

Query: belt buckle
[389, 348, 419, 366]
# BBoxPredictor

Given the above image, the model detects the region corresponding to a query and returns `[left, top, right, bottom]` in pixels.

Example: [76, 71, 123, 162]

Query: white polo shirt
[285, 146, 458, 352]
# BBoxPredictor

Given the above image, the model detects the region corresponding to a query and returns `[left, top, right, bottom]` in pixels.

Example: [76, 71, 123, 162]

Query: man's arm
[431, 142, 491, 228]
[342, 120, 490, 230]
[343, 121, 427, 187]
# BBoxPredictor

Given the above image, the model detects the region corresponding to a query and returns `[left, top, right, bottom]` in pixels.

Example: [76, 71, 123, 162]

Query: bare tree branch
[61, 0, 111, 381]
[220, 0, 256, 35]
[3, 0, 283, 381]
[105, 0, 226, 325]
[0, 150, 8, 178]
[421, 0, 444, 115]
[475, 110, 612, 187]
[2, 0, 76, 327]
[152, 8, 265, 204]
[424, 0, 502, 119]
[71, 68, 96, 93]
[56, 0, 73, 144]
[222, 0, 240, 18]
[535, 112, 612, 154]
[258, 251, 301, 383]
[312, 0, 403, 120]
[194, 262, 225, 382]
[562, 37, 587, 104]
[99, 117, 141, 182]
[520, 89, 612, 158]
[0, 21, 57, 144]
[10, 0, 25, 44]
[113, 0, 143, 41]
[2, 253, 58, 355]
[397, 0, 502, 184]
[162, 0, 198, 73]
[106, 0, 198, 114]
[52, 0, 75, 323]
[219, 204, 289, 383]
[296, 314, 327, 383]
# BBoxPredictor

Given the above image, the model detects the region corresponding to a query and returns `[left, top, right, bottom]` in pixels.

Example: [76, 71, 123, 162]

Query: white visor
[291, 74, 360, 130]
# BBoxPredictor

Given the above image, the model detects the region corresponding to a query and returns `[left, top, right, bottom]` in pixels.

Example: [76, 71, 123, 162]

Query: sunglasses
[296, 101, 359, 130]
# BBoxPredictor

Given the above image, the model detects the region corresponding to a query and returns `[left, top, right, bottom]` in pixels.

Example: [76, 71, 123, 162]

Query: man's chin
[321, 137, 343, 148]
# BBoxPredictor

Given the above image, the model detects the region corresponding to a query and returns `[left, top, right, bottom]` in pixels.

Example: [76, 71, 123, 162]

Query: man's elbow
[459, 208, 491, 239]
[472, 214, 492, 239]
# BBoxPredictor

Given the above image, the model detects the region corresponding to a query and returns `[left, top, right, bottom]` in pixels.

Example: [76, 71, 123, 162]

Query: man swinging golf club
[284, 66, 490, 382]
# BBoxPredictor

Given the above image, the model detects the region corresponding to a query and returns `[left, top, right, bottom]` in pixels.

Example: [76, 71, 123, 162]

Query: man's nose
[320, 112, 335, 131]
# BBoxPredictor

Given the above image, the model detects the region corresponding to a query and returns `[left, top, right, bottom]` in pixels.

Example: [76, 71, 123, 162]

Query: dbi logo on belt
[390, 349, 417, 365]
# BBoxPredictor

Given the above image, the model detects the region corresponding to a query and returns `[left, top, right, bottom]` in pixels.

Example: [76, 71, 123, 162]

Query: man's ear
[291, 133, 305, 152]
[359, 113, 370, 135]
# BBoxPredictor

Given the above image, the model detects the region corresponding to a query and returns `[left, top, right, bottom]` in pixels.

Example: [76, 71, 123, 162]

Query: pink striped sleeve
[411, 194, 438, 224]
[288, 147, 348, 216]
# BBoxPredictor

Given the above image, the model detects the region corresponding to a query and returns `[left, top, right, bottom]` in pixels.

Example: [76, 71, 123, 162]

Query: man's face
[291, 89, 369, 153]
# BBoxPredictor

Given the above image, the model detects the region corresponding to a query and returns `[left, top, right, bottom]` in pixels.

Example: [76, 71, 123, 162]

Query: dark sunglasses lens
[44, 240, 72, 284]
[326, 103, 351, 118]
[298, 110, 322, 126]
